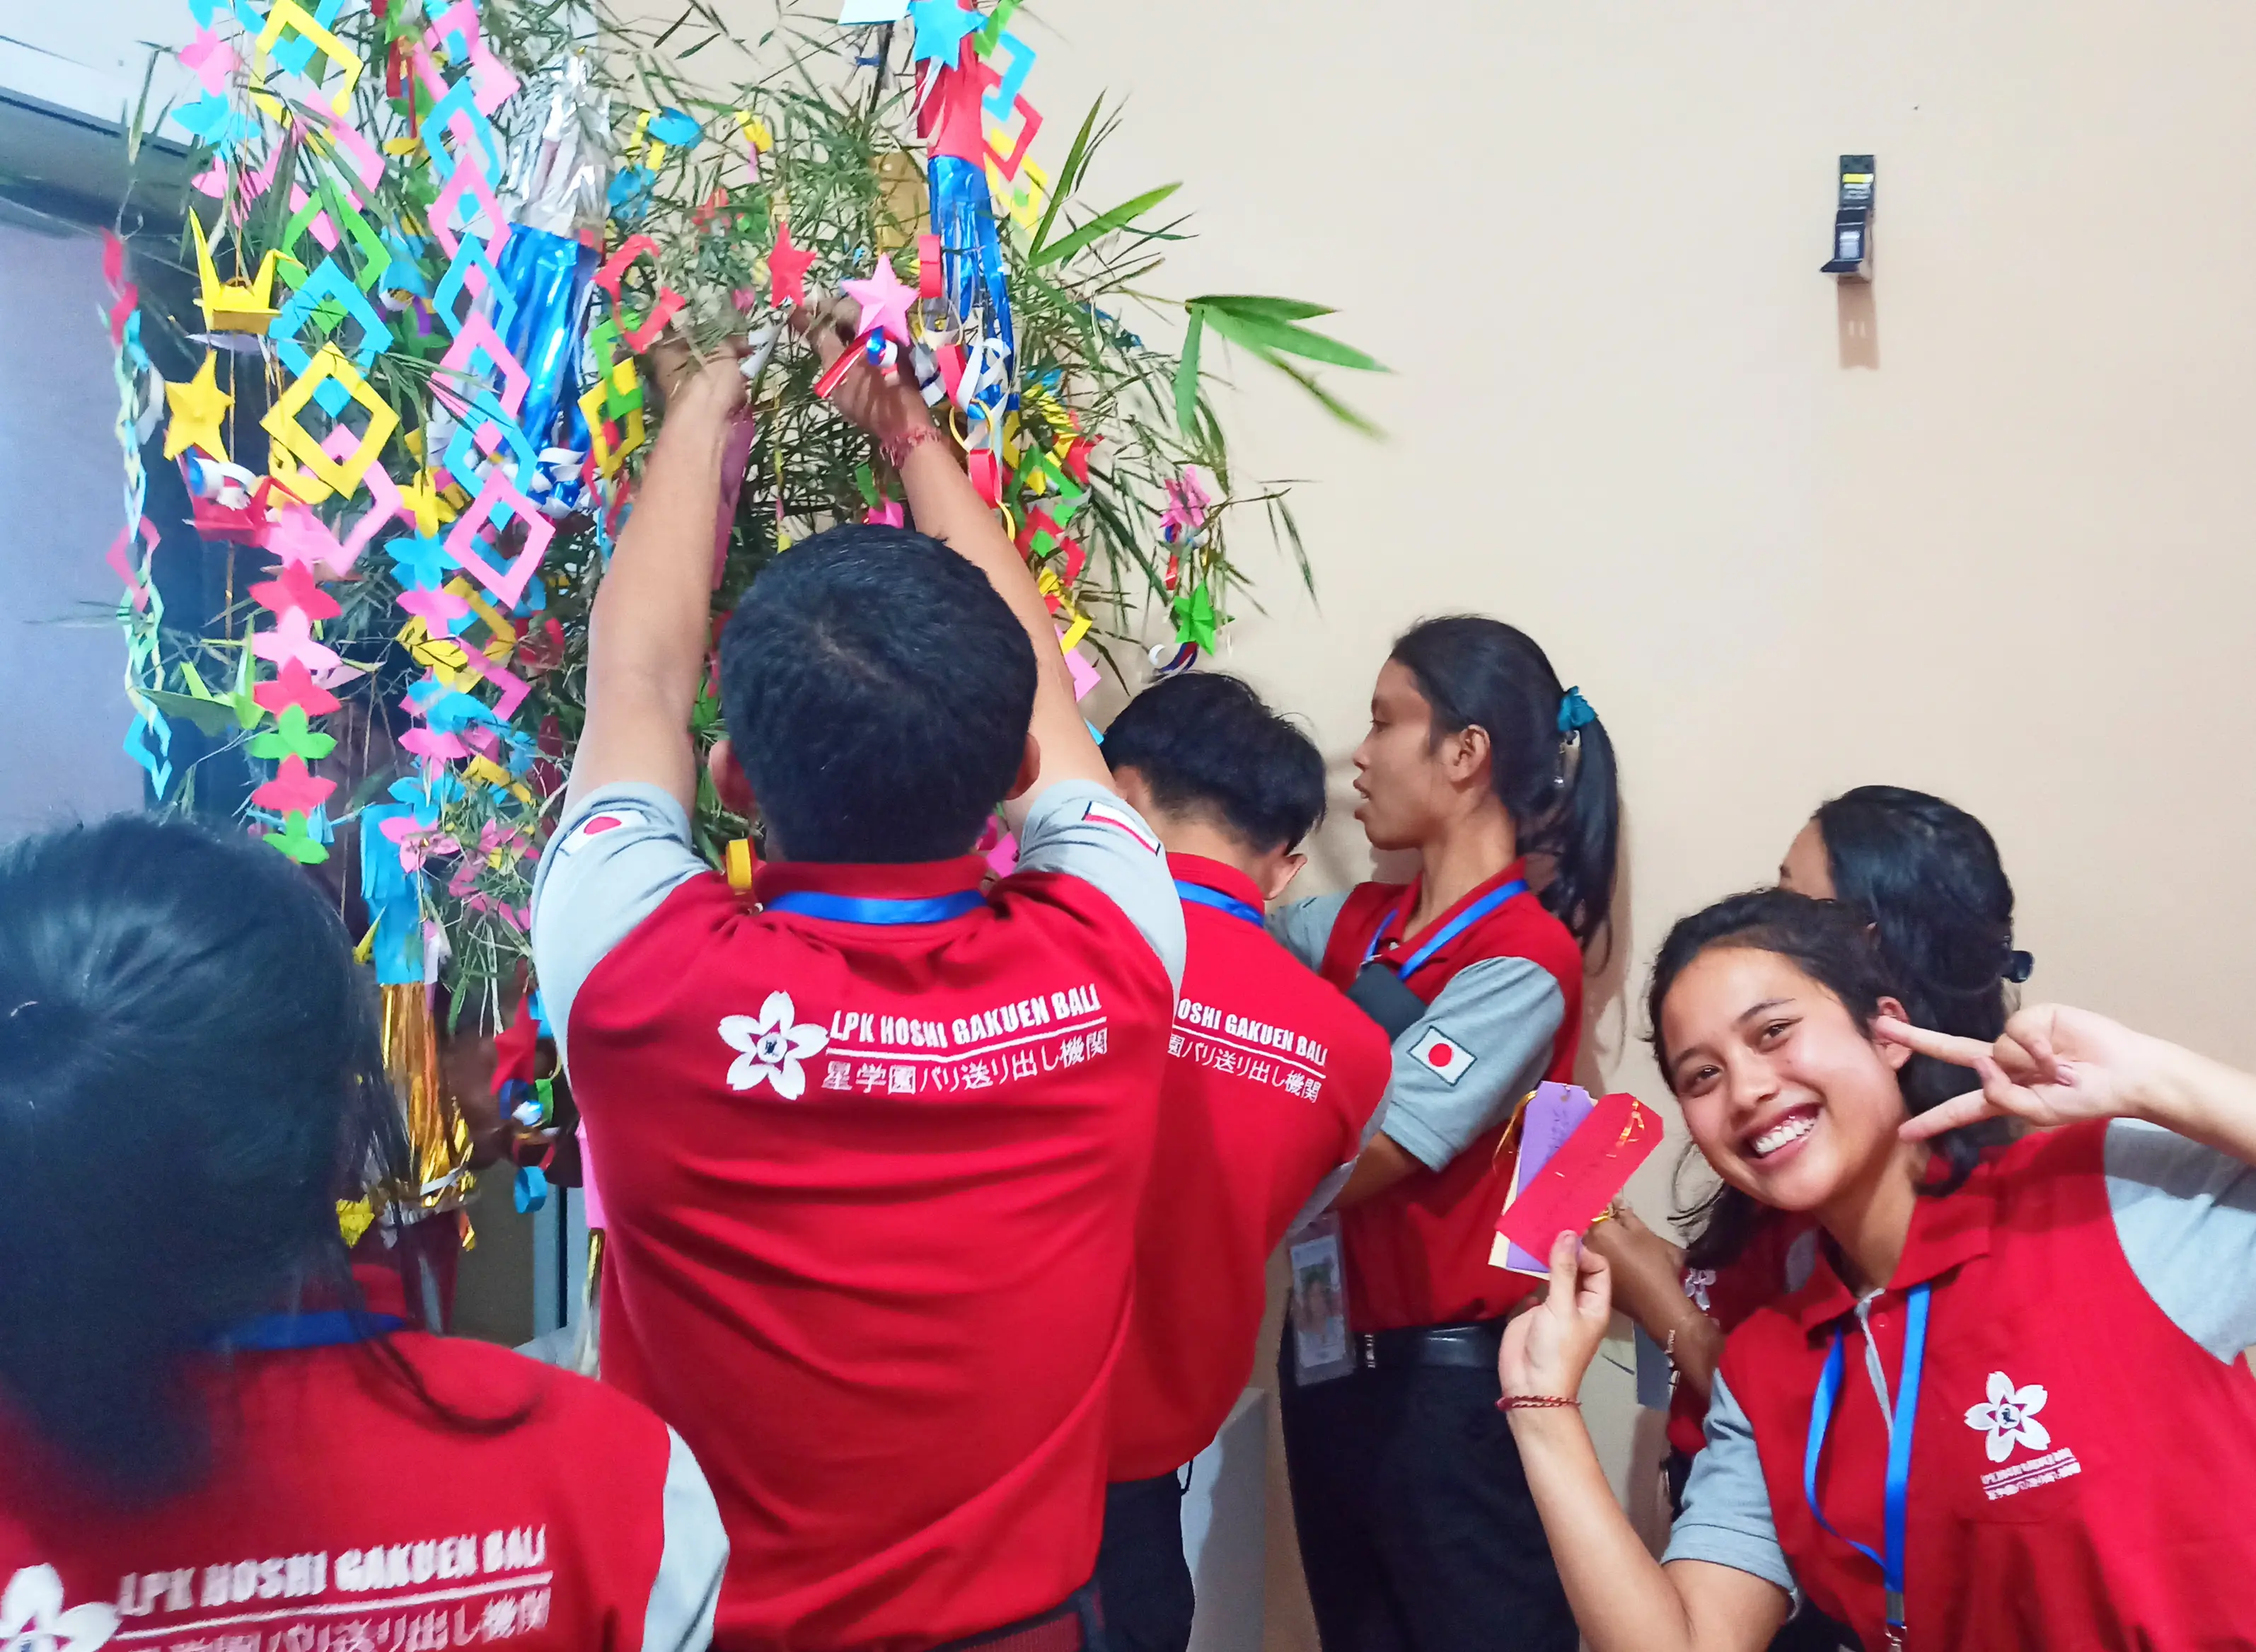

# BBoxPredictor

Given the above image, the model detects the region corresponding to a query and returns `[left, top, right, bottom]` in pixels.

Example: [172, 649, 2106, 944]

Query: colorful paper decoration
[190, 212, 281, 333]
[162, 352, 234, 461]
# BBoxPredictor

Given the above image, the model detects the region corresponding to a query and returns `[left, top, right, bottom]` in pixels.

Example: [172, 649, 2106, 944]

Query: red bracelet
[880, 423, 937, 470]
[1496, 1394, 1580, 1412]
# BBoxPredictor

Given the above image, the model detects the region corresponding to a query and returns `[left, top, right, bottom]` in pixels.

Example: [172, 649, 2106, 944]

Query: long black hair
[0, 813, 411, 1499]
[1650, 889, 1989, 1270]
[1811, 784, 2027, 1084]
[1389, 616, 1620, 952]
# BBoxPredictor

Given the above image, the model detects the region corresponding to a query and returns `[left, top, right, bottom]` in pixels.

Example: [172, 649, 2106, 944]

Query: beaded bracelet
[1496, 1394, 1580, 1412]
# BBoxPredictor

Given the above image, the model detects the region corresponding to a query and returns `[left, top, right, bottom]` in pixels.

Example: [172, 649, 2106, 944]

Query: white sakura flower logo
[1964, 1370, 2052, 1463]
[3, 1566, 120, 1652]
[719, 991, 829, 1099]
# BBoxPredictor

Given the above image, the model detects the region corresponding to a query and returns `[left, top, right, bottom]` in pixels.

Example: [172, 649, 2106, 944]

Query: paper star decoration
[769, 220, 818, 308]
[163, 352, 235, 462]
[908, 0, 984, 69]
[842, 254, 918, 345]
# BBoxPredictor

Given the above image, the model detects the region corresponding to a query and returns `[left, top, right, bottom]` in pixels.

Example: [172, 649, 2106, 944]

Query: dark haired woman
[0, 814, 724, 1651]
[1595, 789, 2029, 1550]
[1499, 890, 2256, 1651]
[1272, 616, 1621, 1652]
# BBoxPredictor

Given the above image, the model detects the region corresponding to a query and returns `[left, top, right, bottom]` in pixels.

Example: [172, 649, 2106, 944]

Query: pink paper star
[398, 584, 473, 633]
[180, 28, 239, 96]
[401, 726, 471, 763]
[1159, 470, 1212, 542]
[250, 560, 342, 623]
[250, 607, 342, 673]
[267, 503, 352, 577]
[769, 220, 818, 308]
[253, 756, 337, 818]
[255, 660, 342, 719]
[381, 814, 461, 873]
[842, 254, 918, 345]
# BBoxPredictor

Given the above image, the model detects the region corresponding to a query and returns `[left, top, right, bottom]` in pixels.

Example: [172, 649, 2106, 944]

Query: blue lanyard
[1360, 879, 1529, 977]
[765, 889, 986, 925]
[214, 1311, 406, 1351]
[1176, 880, 1265, 929]
[1803, 1282, 1929, 1648]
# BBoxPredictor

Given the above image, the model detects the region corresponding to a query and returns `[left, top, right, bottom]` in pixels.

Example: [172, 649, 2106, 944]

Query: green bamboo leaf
[1186, 294, 1336, 323]
[1201, 306, 1386, 373]
[1263, 353, 1387, 437]
[1174, 308, 1205, 435]
[1033, 97, 1104, 256]
[1029, 183, 1181, 269]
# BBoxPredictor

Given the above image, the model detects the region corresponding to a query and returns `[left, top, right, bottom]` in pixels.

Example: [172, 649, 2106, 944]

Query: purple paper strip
[1505, 1081, 1595, 1272]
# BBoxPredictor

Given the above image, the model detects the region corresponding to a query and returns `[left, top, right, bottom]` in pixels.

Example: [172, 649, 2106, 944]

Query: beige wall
[1024, 2, 2256, 1646]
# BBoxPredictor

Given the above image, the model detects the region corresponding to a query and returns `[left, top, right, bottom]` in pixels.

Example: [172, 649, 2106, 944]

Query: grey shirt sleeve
[1661, 1370, 1796, 1593]
[1377, 956, 1564, 1172]
[2107, 1116, 2256, 1361]
[1270, 891, 1349, 972]
[1014, 780, 1186, 992]
[640, 1426, 728, 1652]
[528, 783, 707, 1073]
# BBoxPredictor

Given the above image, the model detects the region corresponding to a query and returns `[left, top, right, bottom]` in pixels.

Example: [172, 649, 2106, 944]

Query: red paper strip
[814, 329, 879, 400]
[1493, 1091, 1662, 1262]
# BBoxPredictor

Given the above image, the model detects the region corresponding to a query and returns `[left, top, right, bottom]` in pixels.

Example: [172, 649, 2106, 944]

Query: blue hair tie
[1557, 686, 1597, 737]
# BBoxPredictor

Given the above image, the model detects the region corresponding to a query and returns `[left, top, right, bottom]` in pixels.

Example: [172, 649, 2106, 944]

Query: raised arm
[563, 349, 749, 819]
[799, 301, 1113, 824]
[1881, 1004, 2256, 1166]
[1498, 1233, 1788, 1652]
[1584, 1209, 1725, 1406]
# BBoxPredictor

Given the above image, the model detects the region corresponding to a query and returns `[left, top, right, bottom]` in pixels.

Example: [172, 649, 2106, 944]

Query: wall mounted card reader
[1822, 154, 1875, 279]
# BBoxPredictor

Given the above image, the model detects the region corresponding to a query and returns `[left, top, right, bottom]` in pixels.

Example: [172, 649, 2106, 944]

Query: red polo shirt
[1309, 865, 1583, 1332]
[529, 781, 1181, 1652]
[1108, 855, 1392, 1481]
[0, 1329, 725, 1652]
[1715, 1123, 2256, 1649]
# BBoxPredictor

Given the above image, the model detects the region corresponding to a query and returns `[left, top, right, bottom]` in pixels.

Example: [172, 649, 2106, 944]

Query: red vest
[1, 1334, 692, 1652]
[1315, 865, 1583, 1332]
[1109, 856, 1392, 1479]
[1723, 1124, 2256, 1651]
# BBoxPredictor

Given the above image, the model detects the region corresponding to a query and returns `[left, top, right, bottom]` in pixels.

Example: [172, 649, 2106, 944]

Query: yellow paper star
[163, 352, 234, 462]
[395, 468, 444, 536]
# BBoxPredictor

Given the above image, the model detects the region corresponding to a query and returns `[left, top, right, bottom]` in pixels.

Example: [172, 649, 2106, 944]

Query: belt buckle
[1356, 1332, 1378, 1370]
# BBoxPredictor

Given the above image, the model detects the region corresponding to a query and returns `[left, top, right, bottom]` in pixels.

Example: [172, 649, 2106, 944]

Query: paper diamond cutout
[444, 467, 554, 610]
[262, 342, 398, 503]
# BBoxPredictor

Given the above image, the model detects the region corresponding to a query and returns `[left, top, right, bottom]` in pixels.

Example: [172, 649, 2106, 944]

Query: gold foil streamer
[378, 981, 477, 1244]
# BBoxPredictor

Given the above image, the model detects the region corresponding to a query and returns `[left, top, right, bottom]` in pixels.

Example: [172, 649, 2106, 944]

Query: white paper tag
[838, 0, 910, 23]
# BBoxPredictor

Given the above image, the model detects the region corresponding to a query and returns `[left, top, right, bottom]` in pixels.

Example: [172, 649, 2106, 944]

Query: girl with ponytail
[1271, 616, 1621, 1652]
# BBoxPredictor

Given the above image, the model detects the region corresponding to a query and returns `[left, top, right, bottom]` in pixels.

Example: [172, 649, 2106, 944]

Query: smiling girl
[1272, 616, 1619, 1652]
[1500, 889, 2256, 1651]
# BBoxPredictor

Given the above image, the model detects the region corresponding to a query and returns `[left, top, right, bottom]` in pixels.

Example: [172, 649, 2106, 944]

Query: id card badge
[1287, 1213, 1355, 1385]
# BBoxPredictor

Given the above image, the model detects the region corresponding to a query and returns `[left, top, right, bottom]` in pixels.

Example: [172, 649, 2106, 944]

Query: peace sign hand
[1874, 1005, 2168, 1140]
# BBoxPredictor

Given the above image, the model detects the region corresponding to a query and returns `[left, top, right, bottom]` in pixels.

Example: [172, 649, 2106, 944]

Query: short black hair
[720, 525, 1038, 862]
[1102, 672, 1326, 854]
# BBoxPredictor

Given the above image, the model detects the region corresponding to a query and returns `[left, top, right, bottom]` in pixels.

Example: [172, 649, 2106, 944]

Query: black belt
[928, 1581, 1101, 1652]
[1352, 1320, 1505, 1372]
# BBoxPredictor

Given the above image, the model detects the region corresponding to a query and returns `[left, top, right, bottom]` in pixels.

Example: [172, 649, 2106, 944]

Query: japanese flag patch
[557, 805, 649, 857]
[1082, 798, 1162, 855]
[1409, 1025, 1476, 1086]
